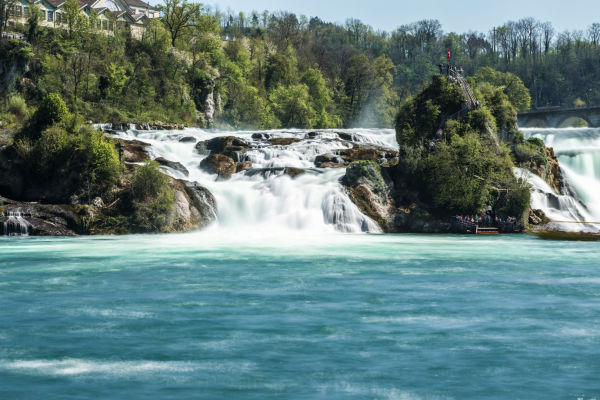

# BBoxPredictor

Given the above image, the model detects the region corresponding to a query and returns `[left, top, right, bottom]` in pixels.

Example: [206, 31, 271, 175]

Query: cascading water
[521, 127, 600, 231]
[2, 209, 30, 236]
[112, 128, 393, 234]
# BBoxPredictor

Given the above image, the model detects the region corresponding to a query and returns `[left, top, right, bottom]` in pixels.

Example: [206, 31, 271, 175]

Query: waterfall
[2, 208, 30, 236]
[112, 128, 394, 234]
[521, 127, 600, 231]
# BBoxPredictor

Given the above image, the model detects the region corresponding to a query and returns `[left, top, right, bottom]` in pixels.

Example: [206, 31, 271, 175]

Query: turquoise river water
[1, 231, 599, 399]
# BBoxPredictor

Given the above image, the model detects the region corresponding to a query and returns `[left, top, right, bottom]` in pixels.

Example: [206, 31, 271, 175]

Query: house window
[55, 12, 60, 24]
[41, 10, 46, 20]
[108, 20, 113, 30]
[102, 20, 108, 30]
[47, 10, 53, 22]
[96, 20, 101, 29]
[24, 6, 29, 17]
[16, 6, 22, 17]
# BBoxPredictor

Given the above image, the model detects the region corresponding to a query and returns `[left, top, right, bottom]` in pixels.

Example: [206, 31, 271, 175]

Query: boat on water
[532, 231, 600, 241]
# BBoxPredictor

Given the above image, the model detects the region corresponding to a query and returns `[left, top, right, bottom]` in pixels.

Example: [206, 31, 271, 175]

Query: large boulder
[166, 179, 216, 231]
[315, 145, 399, 168]
[314, 153, 346, 168]
[155, 157, 189, 177]
[116, 139, 150, 163]
[199, 154, 236, 179]
[269, 137, 302, 146]
[0, 196, 87, 236]
[195, 136, 251, 161]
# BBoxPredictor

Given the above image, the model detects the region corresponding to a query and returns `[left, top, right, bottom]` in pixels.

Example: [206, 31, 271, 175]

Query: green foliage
[131, 160, 175, 231]
[269, 84, 316, 128]
[80, 126, 121, 190]
[7, 95, 28, 120]
[395, 74, 530, 219]
[158, 0, 204, 47]
[473, 67, 531, 112]
[345, 160, 386, 193]
[265, 53, 296, 92]
[13, 122, 121, 201]
[395, 75, 464, 146]
[500, 181, 531, 223]
[20, 93, 68, 139]
[420, 131, 514, 215]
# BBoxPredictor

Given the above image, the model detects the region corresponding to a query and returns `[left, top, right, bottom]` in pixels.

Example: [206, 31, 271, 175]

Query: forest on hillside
[2, 0, 600, 129]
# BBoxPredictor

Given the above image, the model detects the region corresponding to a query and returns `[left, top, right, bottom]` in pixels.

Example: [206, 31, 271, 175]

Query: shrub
[131, 160, 175, 231]
[80, 126, 121, 192]
[33, 93, 68, 130]
[19, 93, 68, 140]
[7, 95, 28, 120]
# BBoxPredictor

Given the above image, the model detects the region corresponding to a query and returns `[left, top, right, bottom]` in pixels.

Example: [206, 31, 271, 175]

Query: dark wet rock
[315, 153, 346, 168]
[236, 161, 253, 172]
[195, 136, 251, 161]
[529, 208, 550, 225]
[341, 163, 451, 233]
[305, 132, 318, 138]
[338, 146, 399, 165]
[117, 139, 150, 163]
[185, 182, 217, 226]
[315, 146, 399, 168]
[155, 157, 189, 177]
[179, 136, 197, 143]
[269, 137, 302, 146]
[0, 196, 87, 236]
[252, 133, 271, 140]
[135, 122, 185, 131]
[244, 167, 315, 179]
[319, 162, 345, 168]
[199, 154, 236, 178]
[336, 132, 355, 141]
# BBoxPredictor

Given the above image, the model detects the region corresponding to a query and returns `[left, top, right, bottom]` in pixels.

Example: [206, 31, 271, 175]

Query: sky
[190, 0, 600, 34]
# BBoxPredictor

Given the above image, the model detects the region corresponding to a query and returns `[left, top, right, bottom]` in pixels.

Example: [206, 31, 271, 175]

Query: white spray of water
[113, 128, 395, 234]
[521, 127, 600, 231]
[2, 209, 30, 236]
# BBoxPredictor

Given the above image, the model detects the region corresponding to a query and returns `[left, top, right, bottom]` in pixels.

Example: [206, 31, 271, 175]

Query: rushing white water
[522, 127, 600, 231]
[2, 209, 30, 236]
[113, 128, 396, 234]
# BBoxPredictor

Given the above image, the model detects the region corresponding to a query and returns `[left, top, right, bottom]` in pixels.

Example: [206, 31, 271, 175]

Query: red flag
[447, 49, 451, 60]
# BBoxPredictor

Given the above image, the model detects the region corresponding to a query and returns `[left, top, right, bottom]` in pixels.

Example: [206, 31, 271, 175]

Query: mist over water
[522, 127, 600, 230]
[113, 128, 397, 234]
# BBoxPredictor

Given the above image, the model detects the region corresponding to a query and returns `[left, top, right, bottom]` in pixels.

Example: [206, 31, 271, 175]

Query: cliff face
[535, 147, 563, 194]
[341, 161, 452, 233]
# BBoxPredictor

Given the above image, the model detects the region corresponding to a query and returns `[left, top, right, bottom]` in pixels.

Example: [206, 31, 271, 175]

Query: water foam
[112, 128, 390, 234]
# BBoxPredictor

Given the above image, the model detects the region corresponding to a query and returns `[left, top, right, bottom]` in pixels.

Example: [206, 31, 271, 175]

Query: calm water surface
[1, 232, 599, 399]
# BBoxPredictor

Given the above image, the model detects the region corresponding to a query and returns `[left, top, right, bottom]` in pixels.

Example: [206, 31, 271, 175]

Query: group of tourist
[454, 214, 518, 227]
[438, 64, 464, 76]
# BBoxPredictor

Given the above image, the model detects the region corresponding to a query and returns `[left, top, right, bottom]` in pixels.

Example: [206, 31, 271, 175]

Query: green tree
[473, 67, 531, 111]
[158, 0, 203, 47]
[269, 84, 316, 128]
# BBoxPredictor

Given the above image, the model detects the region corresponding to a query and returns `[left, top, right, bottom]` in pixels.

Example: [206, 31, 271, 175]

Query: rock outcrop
[341, 161, 452, 233]
[533, 147, 563, 194]
[1, 196, 88, 236]
[156, 157, 189, 177]
[199, 154, 237, 178]
[315, 145, 399, 168]
[195, 136, 252, 161]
